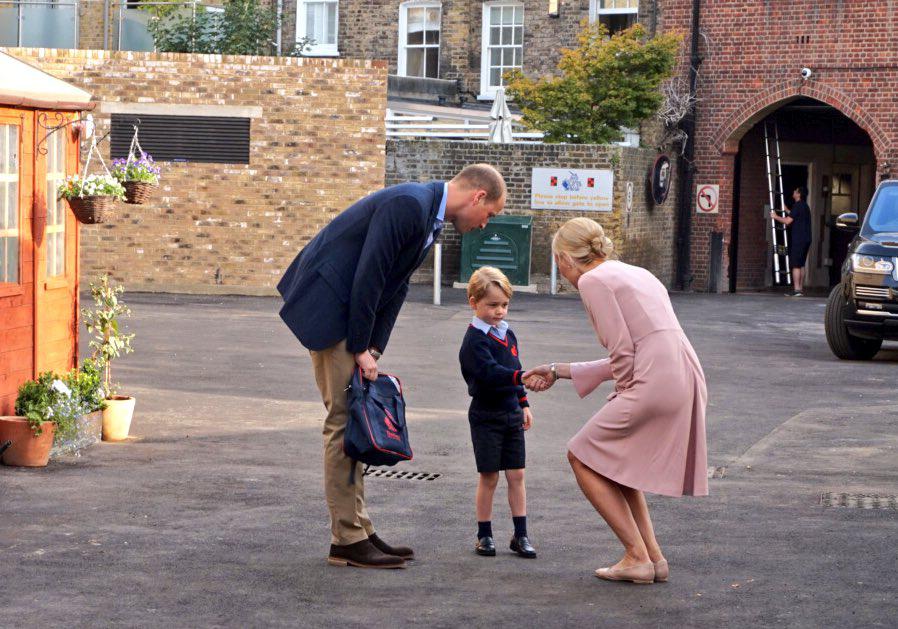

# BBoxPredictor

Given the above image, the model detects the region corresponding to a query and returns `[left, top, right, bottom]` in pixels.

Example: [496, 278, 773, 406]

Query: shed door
[33, 112, 80, 375]
[0, 108, 32, 415]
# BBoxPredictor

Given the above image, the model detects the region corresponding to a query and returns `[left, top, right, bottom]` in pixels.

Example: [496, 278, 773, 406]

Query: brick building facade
[285, 0, 657, 102]
[658, 0, 897, 292]
[8, 48, 386, 294]
[387, 139, 679, 288]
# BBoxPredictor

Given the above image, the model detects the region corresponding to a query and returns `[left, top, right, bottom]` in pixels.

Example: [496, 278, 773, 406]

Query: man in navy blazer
[278, 164, 506, 569]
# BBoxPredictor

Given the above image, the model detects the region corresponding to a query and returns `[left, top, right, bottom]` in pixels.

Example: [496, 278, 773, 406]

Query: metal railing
[385, 110, 544, 142]
[0, 0, 80, 48]
[0, 0, 210, 52]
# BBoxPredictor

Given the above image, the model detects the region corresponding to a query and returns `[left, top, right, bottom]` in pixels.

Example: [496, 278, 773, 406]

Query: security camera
[800, 67, 813, 80]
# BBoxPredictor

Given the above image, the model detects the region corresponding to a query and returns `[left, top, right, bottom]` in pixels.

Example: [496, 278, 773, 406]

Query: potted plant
[82, 274, 136, 442]
[0, 373, 85, 467]
[58, 173, 125, 224]
[111, 152, 161, 205]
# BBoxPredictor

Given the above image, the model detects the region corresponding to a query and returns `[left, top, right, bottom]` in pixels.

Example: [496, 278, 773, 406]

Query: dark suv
[825, 180, 898, 359]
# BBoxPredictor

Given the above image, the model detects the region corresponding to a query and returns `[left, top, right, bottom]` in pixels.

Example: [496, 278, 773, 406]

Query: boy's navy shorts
[468, 407, 526, 473]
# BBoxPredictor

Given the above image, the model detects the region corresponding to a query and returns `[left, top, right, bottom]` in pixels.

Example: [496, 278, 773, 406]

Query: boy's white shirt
[471, 316, 509, 341]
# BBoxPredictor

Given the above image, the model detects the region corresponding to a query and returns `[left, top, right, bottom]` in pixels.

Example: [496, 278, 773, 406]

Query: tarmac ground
[2, 286, 897, 628]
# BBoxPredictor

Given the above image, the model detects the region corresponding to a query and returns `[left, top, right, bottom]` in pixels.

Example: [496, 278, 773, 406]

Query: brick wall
[735, 125, 770, 291]
[8, 48, 386, 294]
[285, 0, 591, 101]
[386, 139, 678, 289]
[78, 1, 109, 50]
[658, 0, 898, 291]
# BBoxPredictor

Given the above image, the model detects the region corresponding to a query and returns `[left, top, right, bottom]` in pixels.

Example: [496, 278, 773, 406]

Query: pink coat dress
[567, 260, 709, 497]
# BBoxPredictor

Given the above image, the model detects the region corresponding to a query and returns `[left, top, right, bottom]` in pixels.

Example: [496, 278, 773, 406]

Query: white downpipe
[433, 244, 442, 305]
[550, 253, 558, 295]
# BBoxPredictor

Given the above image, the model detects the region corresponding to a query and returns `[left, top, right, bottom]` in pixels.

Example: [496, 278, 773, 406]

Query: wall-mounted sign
[531, 168, 614, 212]
[651, 154, 672, 205]
[696, 184, 719, 214]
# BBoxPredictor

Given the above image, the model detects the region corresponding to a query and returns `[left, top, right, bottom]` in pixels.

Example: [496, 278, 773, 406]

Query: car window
[865, 185, 898, 233]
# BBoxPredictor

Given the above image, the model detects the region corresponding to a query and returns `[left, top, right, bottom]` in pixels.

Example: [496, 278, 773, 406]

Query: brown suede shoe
[369, 532, 414, 560]
[327, 539, 406, 569]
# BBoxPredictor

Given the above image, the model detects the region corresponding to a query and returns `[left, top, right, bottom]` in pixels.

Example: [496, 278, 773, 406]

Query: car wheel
[825, 284, 883, 360]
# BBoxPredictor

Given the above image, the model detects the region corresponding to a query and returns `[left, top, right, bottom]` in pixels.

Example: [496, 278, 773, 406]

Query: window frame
[397, 1, 442, 79]
[590, 0, 638, 34]
[296, 0, 340, 57]
[479, 1, 524, 100]
[44, 128, 66, 279]
[0, 121, 21, 289]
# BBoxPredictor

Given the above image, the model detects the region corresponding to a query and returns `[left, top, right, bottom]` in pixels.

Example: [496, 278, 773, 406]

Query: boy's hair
[467, 266, 513, 302]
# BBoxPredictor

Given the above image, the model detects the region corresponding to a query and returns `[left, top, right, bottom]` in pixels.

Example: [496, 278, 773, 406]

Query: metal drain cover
[821, 493, 898, 510]
[364, 468, 441, 481]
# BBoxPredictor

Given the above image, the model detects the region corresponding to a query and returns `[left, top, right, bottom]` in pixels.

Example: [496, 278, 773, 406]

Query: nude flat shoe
[653, 559, 669, 582]
[594, 562, 655, 584]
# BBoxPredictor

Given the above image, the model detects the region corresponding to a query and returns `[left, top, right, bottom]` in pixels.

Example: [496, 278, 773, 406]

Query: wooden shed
[0, 51, 91, 415]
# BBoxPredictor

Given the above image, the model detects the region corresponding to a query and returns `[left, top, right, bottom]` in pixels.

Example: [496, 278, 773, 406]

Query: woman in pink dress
[524, 218, 708, 585]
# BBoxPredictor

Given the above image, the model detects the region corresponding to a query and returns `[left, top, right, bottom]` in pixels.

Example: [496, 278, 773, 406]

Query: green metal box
[459, 215, 532, 286]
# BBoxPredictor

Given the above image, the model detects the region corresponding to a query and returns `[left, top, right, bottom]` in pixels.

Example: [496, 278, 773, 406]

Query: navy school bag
[344, 367, 412, 482]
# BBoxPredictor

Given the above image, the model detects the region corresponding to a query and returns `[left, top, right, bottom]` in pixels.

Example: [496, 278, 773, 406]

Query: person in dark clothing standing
[771, 186, 812, 296]
[459, 266, 538, 559]
[278, 164, 506, 569]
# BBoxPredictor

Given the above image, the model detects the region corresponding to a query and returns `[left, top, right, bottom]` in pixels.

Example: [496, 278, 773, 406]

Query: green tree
[147, 0, 311, 56]
[506, 22, 681, 144]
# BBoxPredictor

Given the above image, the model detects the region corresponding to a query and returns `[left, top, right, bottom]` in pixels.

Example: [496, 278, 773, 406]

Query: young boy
[458, 266, 536, 558]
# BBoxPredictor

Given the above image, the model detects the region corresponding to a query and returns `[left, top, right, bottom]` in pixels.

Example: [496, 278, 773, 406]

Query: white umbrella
[488, 87, 514, 143]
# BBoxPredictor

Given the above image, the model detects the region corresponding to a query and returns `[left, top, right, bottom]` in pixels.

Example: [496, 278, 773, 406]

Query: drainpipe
[275, 0, 283, 55]
[103, 0, 109, 49]
[675, 0, 702, 291]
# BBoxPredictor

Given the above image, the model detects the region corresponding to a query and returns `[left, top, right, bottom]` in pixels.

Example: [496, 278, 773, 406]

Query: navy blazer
[277, 181, 444, 354]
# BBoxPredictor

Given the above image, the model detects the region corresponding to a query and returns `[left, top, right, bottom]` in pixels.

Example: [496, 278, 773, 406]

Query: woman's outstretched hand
[523, 365, 554, 392]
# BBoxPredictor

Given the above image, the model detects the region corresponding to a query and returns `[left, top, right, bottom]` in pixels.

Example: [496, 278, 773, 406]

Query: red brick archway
[706, 79, 885, 292]
[711, 79, 888, 166]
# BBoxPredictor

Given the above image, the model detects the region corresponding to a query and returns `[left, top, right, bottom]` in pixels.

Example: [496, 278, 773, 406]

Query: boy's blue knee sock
[513, 515, 527, 538]
[477, 521, 492, 539]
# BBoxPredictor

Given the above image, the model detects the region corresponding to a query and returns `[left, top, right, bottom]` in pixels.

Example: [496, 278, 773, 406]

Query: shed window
[0, 124, 19, 284]
[46, 129, 66, 278]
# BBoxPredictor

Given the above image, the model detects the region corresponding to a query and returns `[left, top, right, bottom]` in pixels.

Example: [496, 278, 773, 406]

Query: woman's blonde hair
[467, 266, 513, 302]
[552, 217, 614, 265]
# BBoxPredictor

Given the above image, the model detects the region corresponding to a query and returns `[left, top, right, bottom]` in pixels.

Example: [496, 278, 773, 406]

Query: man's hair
[467, 266, 513, 302]
[796, 186, 808, 201]
[451, 164, 506, 202]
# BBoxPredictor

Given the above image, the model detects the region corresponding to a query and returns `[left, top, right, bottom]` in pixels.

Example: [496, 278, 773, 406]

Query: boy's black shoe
[475, 536, 496, 556]
[510, 535, 537, 558]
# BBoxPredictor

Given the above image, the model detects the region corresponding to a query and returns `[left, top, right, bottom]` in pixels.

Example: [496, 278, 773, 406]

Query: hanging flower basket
[67, 195, 117, 224]
[112, 150, 161, 206]
[58, 174, 125, 225]
[122, 181, 158, 205]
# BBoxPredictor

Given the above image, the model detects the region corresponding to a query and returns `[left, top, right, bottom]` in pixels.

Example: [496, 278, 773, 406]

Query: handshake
[522, 364, 559, 393]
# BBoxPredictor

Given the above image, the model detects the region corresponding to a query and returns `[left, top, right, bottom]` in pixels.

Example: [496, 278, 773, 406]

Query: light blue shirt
[424, 182, 448, 248]
[471, 316, 509, 341]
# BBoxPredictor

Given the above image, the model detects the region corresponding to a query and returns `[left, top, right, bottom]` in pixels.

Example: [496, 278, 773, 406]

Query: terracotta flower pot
[0, 416, 55, 467]
[102, 396, 136, 442]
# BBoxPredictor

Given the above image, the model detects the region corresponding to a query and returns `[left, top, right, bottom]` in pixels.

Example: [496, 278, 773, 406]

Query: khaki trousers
[310, 340, 373, 545]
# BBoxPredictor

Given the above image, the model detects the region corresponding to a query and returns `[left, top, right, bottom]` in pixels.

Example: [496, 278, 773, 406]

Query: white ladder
[764, 120, 792, 285]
